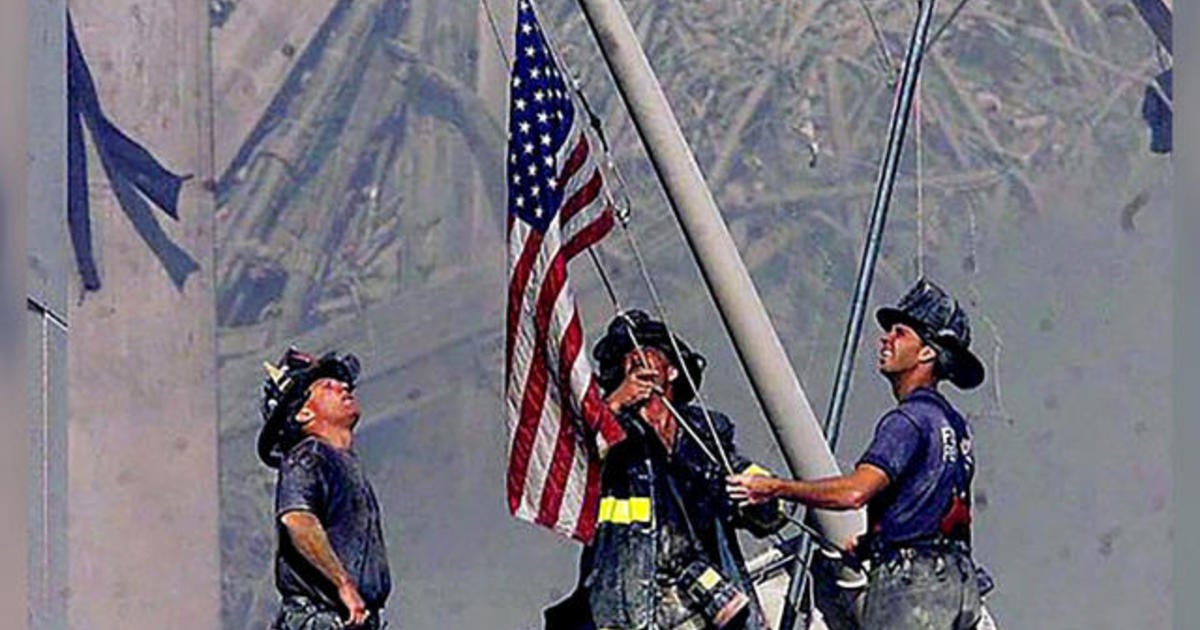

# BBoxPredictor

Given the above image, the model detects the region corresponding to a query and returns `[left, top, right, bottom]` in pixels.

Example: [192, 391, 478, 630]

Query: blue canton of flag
[506, 1, 577, 233]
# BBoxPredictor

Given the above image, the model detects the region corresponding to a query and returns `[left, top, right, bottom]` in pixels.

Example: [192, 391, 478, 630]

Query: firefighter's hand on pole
[726, 473, 780, 508]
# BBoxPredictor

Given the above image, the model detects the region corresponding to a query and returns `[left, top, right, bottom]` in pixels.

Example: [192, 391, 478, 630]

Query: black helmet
[876, 278, 985, 390]
[592, 310, 706, 404]
[257, 348, 361, 468]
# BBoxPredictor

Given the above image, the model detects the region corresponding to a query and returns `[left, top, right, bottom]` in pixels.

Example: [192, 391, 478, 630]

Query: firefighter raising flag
[504, 0, 625, 543]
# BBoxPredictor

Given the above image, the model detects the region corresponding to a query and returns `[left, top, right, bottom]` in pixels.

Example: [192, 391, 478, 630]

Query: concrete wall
[66, 2, 219, 628]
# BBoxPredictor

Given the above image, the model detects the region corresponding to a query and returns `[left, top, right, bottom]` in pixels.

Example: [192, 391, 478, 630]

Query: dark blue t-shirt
[858, 387, 975, 546]
[275, 437, 392, 610]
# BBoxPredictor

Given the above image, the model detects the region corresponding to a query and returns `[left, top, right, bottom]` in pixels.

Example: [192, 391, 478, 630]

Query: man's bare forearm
[769, 476, 868, 510]
[730, 465, 887, 519]
[281, 511, 353, 588]
[768, 465, 890, 510]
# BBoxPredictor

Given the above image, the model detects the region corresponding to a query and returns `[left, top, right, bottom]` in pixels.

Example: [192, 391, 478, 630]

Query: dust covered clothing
[545, 406, 784, 630]
[274, 436, 391, 619]
[273, 595, 384, 630]
[855, 387, 981, 629]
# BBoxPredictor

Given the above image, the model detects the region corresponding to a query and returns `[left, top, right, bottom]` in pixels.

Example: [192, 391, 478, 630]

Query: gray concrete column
[8, 0, 70, 628]
[26, 3, 70, 625]
[66, 2, 219, 628]
[2, 0, 31, 626]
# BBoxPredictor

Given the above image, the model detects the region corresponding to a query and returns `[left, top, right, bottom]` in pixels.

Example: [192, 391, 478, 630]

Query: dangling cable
[857, 0, 898, 78]
[963, 197, 1010, 422]
[927, 0, 973, 51]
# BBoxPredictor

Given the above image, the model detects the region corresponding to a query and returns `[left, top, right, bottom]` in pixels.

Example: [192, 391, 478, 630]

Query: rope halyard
[479, 0, 512, 69]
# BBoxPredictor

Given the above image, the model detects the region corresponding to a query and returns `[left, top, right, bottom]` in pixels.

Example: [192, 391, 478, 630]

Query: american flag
[504, 0, 624, 543]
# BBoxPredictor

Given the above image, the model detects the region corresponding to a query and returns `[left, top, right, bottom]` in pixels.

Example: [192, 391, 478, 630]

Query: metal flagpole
[825, 0, 938, 450]
[572, 0, 865, 546]
[781, 2, 941, 627]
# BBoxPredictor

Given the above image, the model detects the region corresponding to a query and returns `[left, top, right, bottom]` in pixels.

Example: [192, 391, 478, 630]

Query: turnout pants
[858, 547, 981, 630]
[272, 595, 385, 630]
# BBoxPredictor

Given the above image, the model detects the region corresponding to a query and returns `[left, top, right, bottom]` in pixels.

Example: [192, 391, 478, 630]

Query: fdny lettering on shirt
[940, 427, 957, 462]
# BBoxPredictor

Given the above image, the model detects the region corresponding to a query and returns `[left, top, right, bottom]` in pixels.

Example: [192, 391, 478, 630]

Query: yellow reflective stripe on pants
[598, 496, 652, 524]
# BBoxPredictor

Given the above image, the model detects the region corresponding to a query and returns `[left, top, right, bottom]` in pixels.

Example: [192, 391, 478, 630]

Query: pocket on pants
[860, 559, 966, 629]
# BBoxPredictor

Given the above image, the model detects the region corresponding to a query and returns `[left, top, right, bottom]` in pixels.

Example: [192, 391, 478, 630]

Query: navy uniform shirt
[275, 436, 391, 610]
[858, 387, 975, 547]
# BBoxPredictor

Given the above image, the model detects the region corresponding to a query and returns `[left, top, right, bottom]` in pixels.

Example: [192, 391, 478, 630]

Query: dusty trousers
[271, 595, 385, 630]
[858, 547, 981, 630]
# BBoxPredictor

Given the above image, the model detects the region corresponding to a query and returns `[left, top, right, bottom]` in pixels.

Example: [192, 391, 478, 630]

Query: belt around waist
[866, 537, 971, 561]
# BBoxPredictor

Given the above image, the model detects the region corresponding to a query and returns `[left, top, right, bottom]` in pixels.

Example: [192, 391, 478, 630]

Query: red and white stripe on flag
[503, 0, 625, 544]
